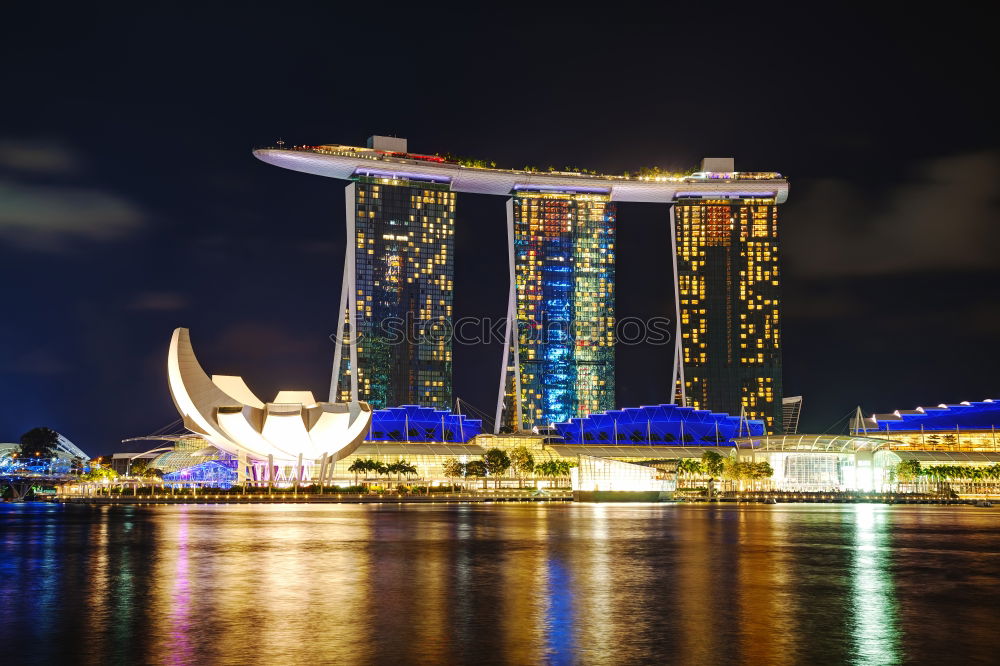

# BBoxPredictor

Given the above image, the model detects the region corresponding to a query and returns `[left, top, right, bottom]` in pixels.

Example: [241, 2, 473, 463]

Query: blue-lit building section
[553, 404, 765, 445]
[510, 191, 615, 429]
[865, 399, 1000, 432]
[366, 405, 482, 443]
[163, 460, 238, 488]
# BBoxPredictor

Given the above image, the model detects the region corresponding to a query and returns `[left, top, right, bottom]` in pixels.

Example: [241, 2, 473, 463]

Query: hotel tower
[672, 158, 782, 430]
[497, 190, 616, 431]
[331, 136, 455, 409]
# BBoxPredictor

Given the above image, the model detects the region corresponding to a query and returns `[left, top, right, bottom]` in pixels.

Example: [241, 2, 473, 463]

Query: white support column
[495, 197, 521, 433]
[326, 454, 338, 486]
[329, 249, 351, 402]
[317, 452, 328, 491]
[669, 204, 686, 406]
[345, 182, 360, 403]
[267, 453, 274, 488]
[237, 450, 247, 484]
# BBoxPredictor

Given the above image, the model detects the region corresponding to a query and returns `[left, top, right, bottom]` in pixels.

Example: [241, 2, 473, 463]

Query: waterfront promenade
[54, 489, 573, 505]
[39, 489, 993, 505]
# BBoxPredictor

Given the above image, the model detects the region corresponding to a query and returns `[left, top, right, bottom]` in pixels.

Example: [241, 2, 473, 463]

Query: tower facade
[673, 191, 782, 431]
[334, 176, 455, 408]
[497, 190, 615, 431]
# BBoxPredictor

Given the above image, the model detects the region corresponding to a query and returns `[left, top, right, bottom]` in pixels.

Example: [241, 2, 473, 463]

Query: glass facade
[675, 198, 782, 431]
[337, 176, 455, 408]
[507, 191, 615, 429]
[572, 455, 674, 493]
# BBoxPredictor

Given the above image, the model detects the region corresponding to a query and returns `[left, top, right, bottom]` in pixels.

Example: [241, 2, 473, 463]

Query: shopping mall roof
[864, 399, 1000, 432]
[554, 404, 765, 446]
[548, 445, 736, 458]
[366, 406, 482, 444]
[354, 442, 486, 457]
[875, 450, 1000, 464]
[253, 146, 789, 203]
[732, 434, 892, 452]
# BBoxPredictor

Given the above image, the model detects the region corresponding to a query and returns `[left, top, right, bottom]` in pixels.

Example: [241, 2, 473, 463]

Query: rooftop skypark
[254, 143, 788, 204]
[259, 142, 784, 183]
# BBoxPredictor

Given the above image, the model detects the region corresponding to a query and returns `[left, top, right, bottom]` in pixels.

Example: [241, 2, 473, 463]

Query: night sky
[2, 7, 997, 455]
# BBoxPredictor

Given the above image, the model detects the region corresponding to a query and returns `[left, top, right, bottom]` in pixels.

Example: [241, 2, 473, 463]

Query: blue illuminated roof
[163, 460, 237, 488]
[865, 399, 1000, 432]
[553, 404, 765, 445]
[366, 405, 482, 443]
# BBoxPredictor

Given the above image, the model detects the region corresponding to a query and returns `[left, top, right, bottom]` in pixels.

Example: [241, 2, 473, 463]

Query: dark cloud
[0, 140, 78, 174]
[0, 179, 146, 251]
[2, 348, 68, 376]
[127, 291, 188, 311]
[784, 152, 1000, 277]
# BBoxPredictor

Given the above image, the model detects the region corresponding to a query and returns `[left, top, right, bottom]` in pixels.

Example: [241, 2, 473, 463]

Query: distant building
[0, 433, 89, 475]
[782, 396, 803, 434]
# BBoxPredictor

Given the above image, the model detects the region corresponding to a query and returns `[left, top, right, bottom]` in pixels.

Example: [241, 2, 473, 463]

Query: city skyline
[3, 9, 999, 666]
[2, 10, 997, 454]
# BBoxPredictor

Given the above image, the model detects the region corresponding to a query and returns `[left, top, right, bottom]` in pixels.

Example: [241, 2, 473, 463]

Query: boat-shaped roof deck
[253, 145, 789, 204]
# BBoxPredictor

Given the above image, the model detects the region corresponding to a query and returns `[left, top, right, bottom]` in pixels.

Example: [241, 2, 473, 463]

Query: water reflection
[2, 503, 1000, 664]
[851, 504, 901, 665]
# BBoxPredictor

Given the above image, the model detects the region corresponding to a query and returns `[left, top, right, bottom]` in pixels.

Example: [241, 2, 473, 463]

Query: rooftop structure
[858, 398, 1000, 452]
[253, 144, 789, 203]
[863, 399, 1000, 431]
[366, 405, 482, 443]
[553, 403, 765, 445]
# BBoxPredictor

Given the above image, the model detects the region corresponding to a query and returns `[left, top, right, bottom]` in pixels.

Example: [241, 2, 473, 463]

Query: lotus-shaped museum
[167, 328, 372, 463]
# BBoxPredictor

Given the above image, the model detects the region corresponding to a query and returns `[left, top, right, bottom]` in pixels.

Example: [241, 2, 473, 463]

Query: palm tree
[348, 459, 366, 487]
[386, 461, 402, 488]
[556, 460, 575, 487]
[534, 460, 555, 484]
[374, 461, 389, 487]
[534, 460, 572, 488]
[400, 462, 417, 485]
[896, 460, 921, 492]
[676, 458, 702, 489]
